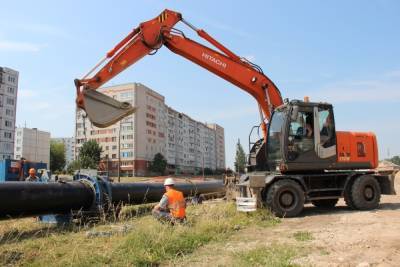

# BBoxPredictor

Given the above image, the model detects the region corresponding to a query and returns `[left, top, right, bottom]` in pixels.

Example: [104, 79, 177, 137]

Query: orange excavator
[74, 9, 395, 217]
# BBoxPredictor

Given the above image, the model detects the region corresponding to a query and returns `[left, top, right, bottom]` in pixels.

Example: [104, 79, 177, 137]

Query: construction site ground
[1, 173, 399, 266]
[175, 172, 400, 267]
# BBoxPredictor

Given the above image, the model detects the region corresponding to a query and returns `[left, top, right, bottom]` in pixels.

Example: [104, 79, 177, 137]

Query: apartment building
[75, 83, 225, 176]
[14, 127, 51, 167]
[0, 67, 18, 159]
[51, 137, 75, 166]
[206, 123, 226, 170]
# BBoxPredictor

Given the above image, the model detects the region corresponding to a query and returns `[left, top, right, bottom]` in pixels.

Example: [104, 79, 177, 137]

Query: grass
[293, 231, 314, 242]
[233, 244, 300, 267]
[0, 202, 280, 266]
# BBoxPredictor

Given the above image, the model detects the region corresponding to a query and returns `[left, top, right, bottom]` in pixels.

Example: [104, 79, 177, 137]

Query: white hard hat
[164, 177, 175, 186]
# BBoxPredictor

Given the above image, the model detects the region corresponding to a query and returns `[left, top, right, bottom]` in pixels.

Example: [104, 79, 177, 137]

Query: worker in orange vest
[152, 178, 186, 223]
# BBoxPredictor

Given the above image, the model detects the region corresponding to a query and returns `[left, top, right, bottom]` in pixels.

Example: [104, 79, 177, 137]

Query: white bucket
[236, 197, 257, 212]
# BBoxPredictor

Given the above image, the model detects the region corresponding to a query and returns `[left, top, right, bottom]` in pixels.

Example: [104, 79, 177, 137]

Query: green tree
[389, 155, 400, 166]
[50, 141, 66, 172]
[79, 140, 102, 169]
[150, 153, 167, 174]
[204, 167, 214, 175]
[66, 160, 81, 175]
[234, 139, 246, 173]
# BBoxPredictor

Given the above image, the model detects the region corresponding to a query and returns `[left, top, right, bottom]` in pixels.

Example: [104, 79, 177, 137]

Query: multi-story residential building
[51, 137, 75, 166]
[206, 123, 226, 171]
[14, 127, 50, 167]
[0, 67, 18, 159]
[75, 83, 225, 176]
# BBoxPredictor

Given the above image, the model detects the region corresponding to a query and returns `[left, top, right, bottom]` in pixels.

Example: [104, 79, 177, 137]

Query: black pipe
[0, 182, 93, 218]
[0, 180, 224, 219]
[111, 181, 225, 204]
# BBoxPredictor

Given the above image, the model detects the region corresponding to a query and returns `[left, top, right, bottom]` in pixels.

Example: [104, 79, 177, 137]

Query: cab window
[288, 111, 314, 152]
[318, 107, 335, 148]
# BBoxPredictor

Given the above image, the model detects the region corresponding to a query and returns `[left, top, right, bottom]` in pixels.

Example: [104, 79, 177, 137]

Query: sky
[1, 0, 399, 168]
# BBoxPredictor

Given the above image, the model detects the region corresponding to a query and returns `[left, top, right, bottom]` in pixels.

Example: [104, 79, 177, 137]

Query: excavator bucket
[82, 89, 136, 128]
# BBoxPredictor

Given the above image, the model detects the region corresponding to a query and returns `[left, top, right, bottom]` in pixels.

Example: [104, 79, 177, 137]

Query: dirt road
[287, 175, 400, 266]
[177, 173, 400, 267]
[256, 172, 400, 266]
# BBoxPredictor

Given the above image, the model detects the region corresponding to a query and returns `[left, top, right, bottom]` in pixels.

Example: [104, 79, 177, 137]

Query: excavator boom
[75, 9, 283, 140]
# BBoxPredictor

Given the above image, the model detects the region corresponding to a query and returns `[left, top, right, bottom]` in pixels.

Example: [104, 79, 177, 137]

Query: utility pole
[202, 152, 204, 179]
[202, 145, 208, 180]
[118, 121, 121, 182]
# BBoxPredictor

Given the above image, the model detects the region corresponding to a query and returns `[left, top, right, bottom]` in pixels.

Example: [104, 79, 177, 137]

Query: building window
[8, 76, 16, 83]
[120, 91, 133, 99]
[112, 154, 116, 159]
[5, 120, 12, 127]
[3, 132, 12, 139]
[122, 125, 133, 131]
[121, 151, 133, 158]
[7, 87, 14, 94]
[146, 121, 157, 128]
[5, 109, 13, 116]
[6, 98, 14, 105]
[122, 134, 133, 140]
[121, 143, 133, 149]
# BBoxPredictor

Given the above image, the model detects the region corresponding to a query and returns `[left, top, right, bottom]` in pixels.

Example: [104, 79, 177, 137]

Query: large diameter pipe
[0, 180, 224, 219]
[111, 180, 225, 204]
[0, 182, 93, 219]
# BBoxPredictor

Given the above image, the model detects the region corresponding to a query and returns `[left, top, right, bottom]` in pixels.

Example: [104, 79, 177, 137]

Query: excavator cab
[249, 100, 337, 173]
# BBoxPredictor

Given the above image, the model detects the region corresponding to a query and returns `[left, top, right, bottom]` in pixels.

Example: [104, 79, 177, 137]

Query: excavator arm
[75, 9, 283, 140]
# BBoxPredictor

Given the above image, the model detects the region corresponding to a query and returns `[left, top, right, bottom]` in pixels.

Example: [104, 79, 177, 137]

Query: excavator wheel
[266, 179, 304, 218]
[350, 175, 381, 210]
[344, 178, 356, 209]
[311, 199, 338, 208]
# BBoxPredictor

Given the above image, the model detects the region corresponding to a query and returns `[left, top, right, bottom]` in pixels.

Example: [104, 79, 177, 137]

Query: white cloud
[0, 21, 72, 40]
[23, 101, 51, 112]
[0, 40, 44, 52]
[384, 69, 400, 78]
[18, 89, 36, 98]
[20, 23, 72, 40]
[16, 84, 76, 136]
[200, 105, 258, 121]
[302, 71, 400, 103]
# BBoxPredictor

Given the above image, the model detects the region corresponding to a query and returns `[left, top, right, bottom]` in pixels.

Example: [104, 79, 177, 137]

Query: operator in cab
[25, 168, 40, 182]
[152, 178, 186, 223]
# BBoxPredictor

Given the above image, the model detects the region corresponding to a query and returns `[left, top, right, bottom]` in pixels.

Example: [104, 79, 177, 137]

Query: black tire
[311, 199, 338, 208]
[351, 175, 381, 210]
[266, 179, 304, 218]
[344, 178, 356, 209]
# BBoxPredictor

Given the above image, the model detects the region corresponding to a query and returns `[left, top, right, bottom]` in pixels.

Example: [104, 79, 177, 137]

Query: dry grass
[0, 202, 282, 266]
[293, 231, 314, 242]
[233, 244, 300, 267]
